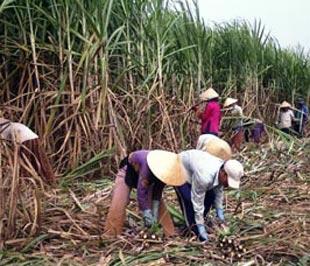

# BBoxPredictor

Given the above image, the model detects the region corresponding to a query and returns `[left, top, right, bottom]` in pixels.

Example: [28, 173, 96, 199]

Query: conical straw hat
[280, 101, 291, 108]
[199, 87, 219, 101]
[147, 150, 188, 186]
[224, 97, 238, 108]
[201, 137, 232, 161]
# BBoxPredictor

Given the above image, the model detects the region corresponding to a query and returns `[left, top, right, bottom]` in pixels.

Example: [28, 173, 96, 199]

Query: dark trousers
[175, 183, 215, 236]
[280, 128, 290, 134]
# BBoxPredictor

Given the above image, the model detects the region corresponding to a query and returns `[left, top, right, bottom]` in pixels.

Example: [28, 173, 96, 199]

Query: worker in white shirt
[223, 97, 244, 151]
[277, 101, 295, 135]
[223, 98, 243, 118]
[0, 117, 56, 184]
[175, 149, 244, 242]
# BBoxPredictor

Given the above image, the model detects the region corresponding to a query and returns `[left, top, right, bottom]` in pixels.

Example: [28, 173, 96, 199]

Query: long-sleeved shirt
[128, 150, 165, 211]
[0, 119, 38, 143]
[278, 110, 295, 129]
[179, 149, 224, 224]
[197, 100, 221, 134]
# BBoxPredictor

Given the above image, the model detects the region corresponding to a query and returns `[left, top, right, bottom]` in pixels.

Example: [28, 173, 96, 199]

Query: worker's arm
[191, 171, 210, 225]
[137, 168, 154, 227]
[152, 180, 165, 222]
[137, 174, 152, 211]
[200, 104, 212, 121]
[213, 185, 225, 222]
[191, 172, 211, 241]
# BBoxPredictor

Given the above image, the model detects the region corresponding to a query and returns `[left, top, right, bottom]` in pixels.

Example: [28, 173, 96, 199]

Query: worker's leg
[175, 183, 199, 236]
[158, 200, 176, 237]
[104, 166, 130, 236]
[203, 190, 216, 218]
[280, 128, 290, 134]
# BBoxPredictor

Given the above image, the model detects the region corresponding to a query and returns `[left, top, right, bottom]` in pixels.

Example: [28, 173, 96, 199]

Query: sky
[197, 0, 310, 51]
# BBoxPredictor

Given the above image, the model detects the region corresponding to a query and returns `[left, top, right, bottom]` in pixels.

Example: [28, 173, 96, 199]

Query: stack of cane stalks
[218, 236, 247, 261]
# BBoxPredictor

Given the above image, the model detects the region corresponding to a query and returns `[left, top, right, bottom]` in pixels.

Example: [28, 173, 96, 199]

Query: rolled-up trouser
[175, 183, 215, 236]
[104, 166, 175, 236]
[104, 166, 130, 236]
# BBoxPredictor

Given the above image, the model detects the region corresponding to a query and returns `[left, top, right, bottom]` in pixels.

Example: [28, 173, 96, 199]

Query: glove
[143, 209, 154, 228]
[216, 208, 225, 222]
[152, 200, 160, 223]
[197, 224, 208, 242]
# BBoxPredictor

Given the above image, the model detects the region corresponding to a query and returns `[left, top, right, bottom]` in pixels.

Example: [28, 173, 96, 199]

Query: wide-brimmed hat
[147, 150, 188, 186]
[224, 160, 244, 189]
[199, 87, 219, 101]
[201, 136, 232, 161]
[223, 97, 238, 108]
[280, 101, 291, 109]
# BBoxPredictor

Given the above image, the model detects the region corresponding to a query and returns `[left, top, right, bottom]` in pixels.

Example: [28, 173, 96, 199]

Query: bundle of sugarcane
[218, 236, 247, 260]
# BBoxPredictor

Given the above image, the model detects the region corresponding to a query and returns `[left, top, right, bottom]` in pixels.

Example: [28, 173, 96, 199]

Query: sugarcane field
[0, 0, 309, 265]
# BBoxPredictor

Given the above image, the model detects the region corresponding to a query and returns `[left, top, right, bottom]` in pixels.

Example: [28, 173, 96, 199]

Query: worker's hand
[197, 224, 208, 242]
[151, 200, 160, 223]
[216, 208, 225, 222]
[143, 209, 154, 227]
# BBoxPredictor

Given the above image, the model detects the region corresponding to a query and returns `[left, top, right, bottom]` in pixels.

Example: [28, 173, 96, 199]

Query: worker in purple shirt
[104, 150, 187, 236]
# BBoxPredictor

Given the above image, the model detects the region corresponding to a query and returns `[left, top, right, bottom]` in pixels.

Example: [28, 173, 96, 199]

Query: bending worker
[104, 149, 187, 237]
[175, 149, 244, 242]
[0, 117, 56, 184]
[193, 88, 221, 136]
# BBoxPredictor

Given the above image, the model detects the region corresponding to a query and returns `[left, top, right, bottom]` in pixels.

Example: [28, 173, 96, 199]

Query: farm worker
[104, 150, 187, 237]
[0, 117, 56, 184]
[294, 97, 308, 137]
[276, 101, 295, 135]
[222, 97, 244, 151]
[193, 88, 221, 136]
[248, 119, 265, 144]
[196, 134, 232, 161]
[223, 98, 243, 120]
[175, 149, 244, 242]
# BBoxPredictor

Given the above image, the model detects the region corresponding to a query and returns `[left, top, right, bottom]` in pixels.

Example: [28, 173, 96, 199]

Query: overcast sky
[197, 0, 310, 51]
